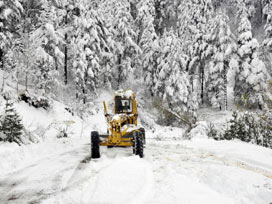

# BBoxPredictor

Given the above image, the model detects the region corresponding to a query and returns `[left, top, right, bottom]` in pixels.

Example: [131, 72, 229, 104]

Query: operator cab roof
[114, 89, 135, 99]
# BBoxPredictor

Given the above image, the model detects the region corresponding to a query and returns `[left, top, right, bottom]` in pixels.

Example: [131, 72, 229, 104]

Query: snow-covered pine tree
[0, 95, 24, 145]
[72, 4, 96, 103]
[236, 0, 256, 20]
[234, 5, 268, 109]
[109, 0, 140, 88]
[153, 30, 194, 116]
[261, 0, 272, 75]
[263, 1, 272, 52]
[0, 0, 23, 91]
[54, 0, 76, 85]
[73, 39, 88, 103]
[207, 10, 236, 110]
[177, 0, 214, 105]
[72, 1, 113, 103]
[152, 0, 167, 36]
[136, 0, 159, 95]
[28, 1, 64, 95]
[94, 1, 115, 89]
[14, 1, 46, 92]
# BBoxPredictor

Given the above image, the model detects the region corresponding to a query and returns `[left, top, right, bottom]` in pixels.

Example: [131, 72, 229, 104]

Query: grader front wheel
[134, 132, 144, 158]
[91, 131, 100, 159]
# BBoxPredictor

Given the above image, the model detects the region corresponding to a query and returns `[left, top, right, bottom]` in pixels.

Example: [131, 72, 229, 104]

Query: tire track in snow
[41, 146, 152, 204]
[81, 148, 154, 204]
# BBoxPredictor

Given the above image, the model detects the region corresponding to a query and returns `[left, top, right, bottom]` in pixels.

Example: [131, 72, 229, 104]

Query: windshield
[115, 96, 132, 113]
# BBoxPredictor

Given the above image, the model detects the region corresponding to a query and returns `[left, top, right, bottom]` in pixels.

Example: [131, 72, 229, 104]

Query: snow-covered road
[0, 143, 92, 203]
[1, 139, 272, 204]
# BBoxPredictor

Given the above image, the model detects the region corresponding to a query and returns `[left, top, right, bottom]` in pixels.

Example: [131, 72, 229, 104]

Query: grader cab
[91, 90, 145, 158]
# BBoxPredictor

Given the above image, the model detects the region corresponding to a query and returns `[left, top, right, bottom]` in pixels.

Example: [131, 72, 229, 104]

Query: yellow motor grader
[91, 89, 145, 158]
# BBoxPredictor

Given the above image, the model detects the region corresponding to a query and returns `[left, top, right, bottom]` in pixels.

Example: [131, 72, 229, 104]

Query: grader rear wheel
[91, 131, 100, 159]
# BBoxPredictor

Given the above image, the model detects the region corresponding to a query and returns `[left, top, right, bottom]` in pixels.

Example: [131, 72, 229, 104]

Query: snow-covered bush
[207, 123, 220, 140]
[186, 121, 209, 140]
[223, 111, 272, 148]
[57, 129, 68, 138]
[19, 92, 50, 110]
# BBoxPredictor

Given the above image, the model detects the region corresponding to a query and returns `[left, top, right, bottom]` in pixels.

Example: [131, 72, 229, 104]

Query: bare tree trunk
[200, 64, 205, 104]
[64, 35, 68, 85]
[16, 67, 19, 94]
[64, 11, 68, 85]
[260, 0, 263, 23]
[223, 60, 228, 111]
[25, 47, 29, 92]
[25, 71, 28, 92]
[54, 56, 58, 70]
[117, 54, 122, 88]
[1, 54, 4, 92]
[1, 71, 5, 93]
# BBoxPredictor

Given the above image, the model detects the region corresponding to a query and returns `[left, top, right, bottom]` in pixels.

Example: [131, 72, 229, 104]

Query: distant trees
[0, 0, 271, 113]
[178, 0, 214, 105]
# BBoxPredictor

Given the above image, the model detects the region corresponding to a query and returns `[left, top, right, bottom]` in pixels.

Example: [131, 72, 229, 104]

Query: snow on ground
[1, 134, 272, 203]
[0, 89, 272, 204]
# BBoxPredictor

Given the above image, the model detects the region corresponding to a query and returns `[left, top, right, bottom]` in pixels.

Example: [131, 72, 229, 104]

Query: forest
[0, 0, 272, 133]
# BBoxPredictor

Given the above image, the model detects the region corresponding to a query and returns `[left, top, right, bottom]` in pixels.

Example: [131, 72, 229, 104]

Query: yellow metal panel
[100, 140, 133, 147]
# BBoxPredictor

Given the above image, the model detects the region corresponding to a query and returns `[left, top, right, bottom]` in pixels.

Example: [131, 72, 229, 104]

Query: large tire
[135, 132, 144, 158]
[91, 131, 100, 159]
[139, 128, 146, 146]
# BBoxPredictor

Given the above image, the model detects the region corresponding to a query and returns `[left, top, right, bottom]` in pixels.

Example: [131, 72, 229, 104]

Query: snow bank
[188, 121, 209, 139]
[182, 139, 272, 172]
[147, 125, 185, 140]
[148, 138, 272, 204]
[0, 97, 106, 176]
[14, 100, 84, 140]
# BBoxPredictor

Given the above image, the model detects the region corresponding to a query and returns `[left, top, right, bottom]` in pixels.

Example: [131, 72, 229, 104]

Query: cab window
[115, 96, 132, 113]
